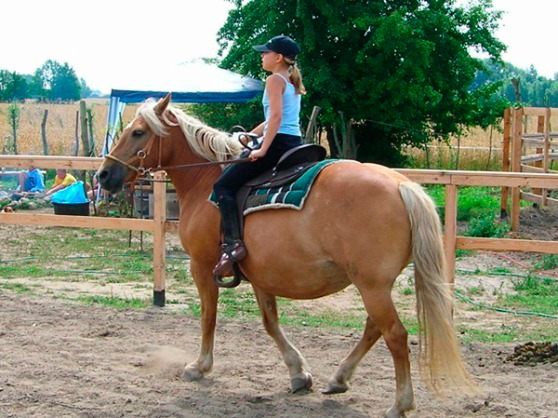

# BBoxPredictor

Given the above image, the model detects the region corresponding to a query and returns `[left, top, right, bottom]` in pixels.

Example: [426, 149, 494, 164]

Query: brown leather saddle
[215, 143, 327, 289]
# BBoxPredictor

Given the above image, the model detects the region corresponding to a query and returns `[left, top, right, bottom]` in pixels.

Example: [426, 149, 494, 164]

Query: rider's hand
[249, 148, 267, 161]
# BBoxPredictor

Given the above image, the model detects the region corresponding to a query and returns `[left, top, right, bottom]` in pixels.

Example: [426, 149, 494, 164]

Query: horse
[97, 93, 476, 418]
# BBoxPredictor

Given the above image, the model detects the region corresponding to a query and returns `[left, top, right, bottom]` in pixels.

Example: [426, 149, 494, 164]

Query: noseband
[105, 133, 162, 177]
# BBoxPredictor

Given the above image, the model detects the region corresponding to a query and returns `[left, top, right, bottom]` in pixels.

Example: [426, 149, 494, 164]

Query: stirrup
[212, 241, 247, 277]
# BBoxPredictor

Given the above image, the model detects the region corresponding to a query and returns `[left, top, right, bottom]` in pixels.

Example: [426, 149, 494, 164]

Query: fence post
[152, 171, 167, 307]
[500, 108, 511, 218]
[444, 183, 458, 285]
[511, 107, 523, 231]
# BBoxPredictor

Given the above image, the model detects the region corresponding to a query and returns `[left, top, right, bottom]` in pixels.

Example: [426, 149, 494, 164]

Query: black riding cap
[253, 35, 300, 59]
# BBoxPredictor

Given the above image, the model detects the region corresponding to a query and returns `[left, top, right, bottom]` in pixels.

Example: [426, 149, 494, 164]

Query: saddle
[236, 143, 327, 228]
[215, 143, 327, 289]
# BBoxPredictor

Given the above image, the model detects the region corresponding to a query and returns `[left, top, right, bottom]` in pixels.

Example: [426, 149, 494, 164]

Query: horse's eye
[132, 130, 144, 137]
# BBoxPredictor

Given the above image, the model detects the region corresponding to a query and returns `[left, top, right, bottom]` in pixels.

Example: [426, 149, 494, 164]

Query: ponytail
[285, 57, 306, 95]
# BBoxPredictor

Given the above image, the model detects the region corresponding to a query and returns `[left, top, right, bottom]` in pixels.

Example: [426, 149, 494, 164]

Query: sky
[0, 0, 556, 95]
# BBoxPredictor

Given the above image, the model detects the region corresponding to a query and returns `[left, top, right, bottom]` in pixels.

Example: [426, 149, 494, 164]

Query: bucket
[53, 202, 90, 216]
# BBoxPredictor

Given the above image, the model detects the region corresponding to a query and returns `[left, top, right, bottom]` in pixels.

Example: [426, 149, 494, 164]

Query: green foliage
[29, 60, 81, 102]
[217, 0, 506, 165]
[187, 99, 262, 134]
[426, 185, 504, 222]
[504, 276, 558, 316]
[534, 254, 558, 271]
[466, 213, 510, 238]
[0, 70, 28, 101]
[7, 101, 20, 153]
[478, 60, 558, 107]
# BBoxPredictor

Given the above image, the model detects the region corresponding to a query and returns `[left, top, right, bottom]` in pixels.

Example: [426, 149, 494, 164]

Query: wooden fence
[501, 107, 558, 230]
[1, 155, 558, 306]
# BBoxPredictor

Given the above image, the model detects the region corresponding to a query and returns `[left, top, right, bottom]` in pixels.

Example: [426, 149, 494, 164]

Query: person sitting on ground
[18, 165, 45, 193]
[45, 169, 77, 197]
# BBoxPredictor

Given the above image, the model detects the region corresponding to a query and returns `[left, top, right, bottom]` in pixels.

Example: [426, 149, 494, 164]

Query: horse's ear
[154, 93, 172, 116]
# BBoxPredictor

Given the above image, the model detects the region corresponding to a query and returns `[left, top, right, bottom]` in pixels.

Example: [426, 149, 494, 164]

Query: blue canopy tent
[103, 62, 263, 155]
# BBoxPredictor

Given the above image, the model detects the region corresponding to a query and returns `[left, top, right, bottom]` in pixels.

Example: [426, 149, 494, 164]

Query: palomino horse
[97, 94, 476, 418]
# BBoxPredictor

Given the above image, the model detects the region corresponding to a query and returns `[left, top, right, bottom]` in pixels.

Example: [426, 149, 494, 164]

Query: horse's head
[97, 93, 173, 194]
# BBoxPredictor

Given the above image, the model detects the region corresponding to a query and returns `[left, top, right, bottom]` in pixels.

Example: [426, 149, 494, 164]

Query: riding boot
[213, 196, 247, 276]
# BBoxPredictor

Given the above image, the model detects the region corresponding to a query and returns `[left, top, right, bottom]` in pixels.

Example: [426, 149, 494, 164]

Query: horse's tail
[399, 181, 478, 396]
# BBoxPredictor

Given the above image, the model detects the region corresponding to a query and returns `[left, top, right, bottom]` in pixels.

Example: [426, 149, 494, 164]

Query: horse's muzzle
[97, 165, 127, 194]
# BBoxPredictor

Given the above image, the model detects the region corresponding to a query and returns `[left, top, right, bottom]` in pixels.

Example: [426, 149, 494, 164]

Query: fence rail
[1, 156, 558, 306]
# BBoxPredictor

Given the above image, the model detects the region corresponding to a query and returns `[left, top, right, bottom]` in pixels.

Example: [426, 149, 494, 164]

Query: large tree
[216, 0, 507, 165]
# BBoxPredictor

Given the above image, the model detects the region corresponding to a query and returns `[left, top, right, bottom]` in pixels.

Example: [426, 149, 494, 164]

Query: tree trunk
[41, 109, 49, 155]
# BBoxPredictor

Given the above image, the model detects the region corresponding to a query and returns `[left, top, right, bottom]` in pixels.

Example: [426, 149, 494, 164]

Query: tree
[30, 60, 81, 102]
[217, 0, 507, 166]
[0, 70, 28, 101]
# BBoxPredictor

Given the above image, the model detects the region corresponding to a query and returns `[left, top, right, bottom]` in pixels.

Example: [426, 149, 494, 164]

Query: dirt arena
[0, 206, 557, 418]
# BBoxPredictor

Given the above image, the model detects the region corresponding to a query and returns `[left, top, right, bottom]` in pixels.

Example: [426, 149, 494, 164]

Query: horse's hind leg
[322, 316, 381, 394]
[252, 287, 313, 393]
[360, 289, 415, 418]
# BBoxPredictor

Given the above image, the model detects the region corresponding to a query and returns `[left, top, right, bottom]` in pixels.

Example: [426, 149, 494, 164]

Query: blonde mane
[135, 98, 243, 163]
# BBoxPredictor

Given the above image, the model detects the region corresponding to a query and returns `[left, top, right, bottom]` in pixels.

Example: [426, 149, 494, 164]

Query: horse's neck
[161, 134, 221, 216]
[166, 166, 220, 203]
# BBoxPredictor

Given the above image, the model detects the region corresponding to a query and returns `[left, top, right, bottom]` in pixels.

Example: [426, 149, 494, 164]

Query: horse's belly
[246, 258, 351, 300]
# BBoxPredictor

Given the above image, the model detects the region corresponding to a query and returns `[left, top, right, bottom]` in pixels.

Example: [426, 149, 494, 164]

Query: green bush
[465, 213, 510, 238]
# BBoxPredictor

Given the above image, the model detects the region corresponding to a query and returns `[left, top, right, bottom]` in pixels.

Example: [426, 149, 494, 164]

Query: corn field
[0, 99, 138, 156]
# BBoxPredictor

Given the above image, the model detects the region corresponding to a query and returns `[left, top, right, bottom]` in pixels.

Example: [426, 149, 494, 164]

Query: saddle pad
[242, 159, 339, 215]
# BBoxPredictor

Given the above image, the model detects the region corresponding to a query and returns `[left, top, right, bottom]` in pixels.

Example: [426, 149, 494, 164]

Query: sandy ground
[0, 206, 557, 418]
[0, 293, 557, 418]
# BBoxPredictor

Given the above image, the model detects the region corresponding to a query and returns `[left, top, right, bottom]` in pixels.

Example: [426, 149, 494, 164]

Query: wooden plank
[501, 108, 511, 218]
[521, 107, 558, 116]
[522, 133, 558, 140]
[0, 212, 154, 231]
[520, 164, 558, 174]
[456, 236, 558, 254]
[511, 108, 523, 231]
[0, 156, 103, 170]
[542, 108, 551, 205]
[521, 191, 558, 206]
[444, 185, 458, 284]
[521, 153, 558, 163]
[396, 169, 451, 184]
[152, 171, 167, 306]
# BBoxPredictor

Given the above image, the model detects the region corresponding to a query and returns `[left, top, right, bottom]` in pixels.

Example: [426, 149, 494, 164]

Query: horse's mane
[135, 98, 243, 163]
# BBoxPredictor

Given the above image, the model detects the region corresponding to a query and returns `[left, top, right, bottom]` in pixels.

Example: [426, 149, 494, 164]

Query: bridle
[105, 131, 253, 178]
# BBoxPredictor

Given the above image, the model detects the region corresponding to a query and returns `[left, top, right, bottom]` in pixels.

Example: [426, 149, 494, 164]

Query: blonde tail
[399, 181, 478, 396]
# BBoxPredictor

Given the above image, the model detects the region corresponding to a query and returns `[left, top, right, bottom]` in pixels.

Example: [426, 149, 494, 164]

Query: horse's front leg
[183, 261, 219, 380]
[252, 286, 313, 393]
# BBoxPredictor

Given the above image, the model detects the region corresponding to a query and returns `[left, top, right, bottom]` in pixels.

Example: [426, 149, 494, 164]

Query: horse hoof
[290, 374, 313, 393]
[320, 381, 349, 395]
[182, 364, 203, 381]
[384, 406, 406, 418]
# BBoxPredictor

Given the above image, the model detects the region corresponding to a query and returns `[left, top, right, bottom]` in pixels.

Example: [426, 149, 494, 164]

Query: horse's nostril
[98, 169, 108, 181]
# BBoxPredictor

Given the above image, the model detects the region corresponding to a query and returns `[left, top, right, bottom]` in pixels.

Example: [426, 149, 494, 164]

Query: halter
[105, 131, 252, 178]
[105, 133, 161, 177]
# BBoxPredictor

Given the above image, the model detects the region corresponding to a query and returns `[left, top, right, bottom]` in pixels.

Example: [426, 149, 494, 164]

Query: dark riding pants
[213, 134, 302, 243]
